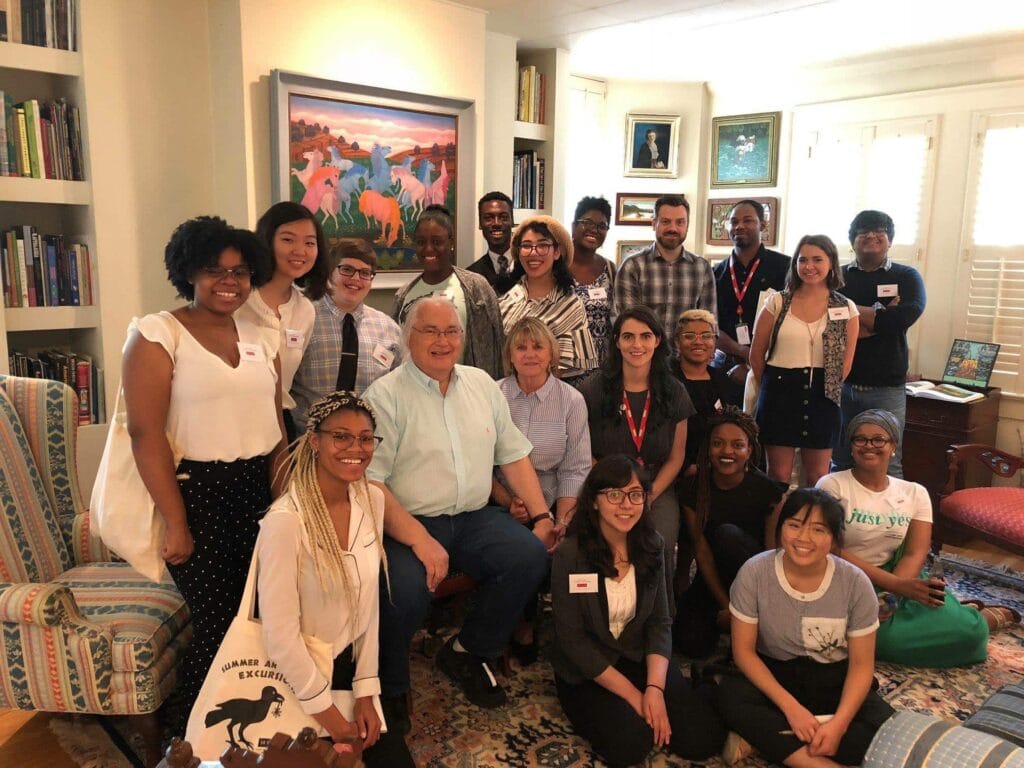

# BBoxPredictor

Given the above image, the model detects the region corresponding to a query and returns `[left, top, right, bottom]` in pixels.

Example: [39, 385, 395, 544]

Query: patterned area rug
[51, 558, 1023, 768]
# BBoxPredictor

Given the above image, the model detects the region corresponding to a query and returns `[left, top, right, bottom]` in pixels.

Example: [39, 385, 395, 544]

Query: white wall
[600, 80, 709, 263]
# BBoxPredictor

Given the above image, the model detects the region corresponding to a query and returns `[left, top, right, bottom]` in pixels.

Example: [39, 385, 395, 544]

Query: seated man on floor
[363, 295, 553, 733]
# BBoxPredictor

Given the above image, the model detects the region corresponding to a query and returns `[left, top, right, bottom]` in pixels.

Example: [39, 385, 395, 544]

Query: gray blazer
[549, 533, 672, 685]
[391, 266, 505, 379]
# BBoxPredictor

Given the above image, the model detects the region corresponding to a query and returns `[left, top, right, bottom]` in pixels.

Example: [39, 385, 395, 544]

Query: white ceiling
[457, 0, 1024, 82]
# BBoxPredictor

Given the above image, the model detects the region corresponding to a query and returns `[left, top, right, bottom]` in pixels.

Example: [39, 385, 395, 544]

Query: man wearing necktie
[467, 191, 517, 296]
[290, 238, 402, 432]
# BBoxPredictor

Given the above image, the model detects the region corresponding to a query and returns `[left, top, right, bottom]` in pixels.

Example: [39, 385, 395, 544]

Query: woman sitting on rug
[716, 488, 894, 768]
[550, 455, 726, 768]
[675, 407, 787, 658]
[256, 392, 413, 765]
[817, 409, 1019, 668]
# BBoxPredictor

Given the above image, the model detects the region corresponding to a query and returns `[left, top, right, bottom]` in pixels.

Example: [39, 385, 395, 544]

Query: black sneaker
[437, 636, 507, 708]
[380, 693, 411, 737]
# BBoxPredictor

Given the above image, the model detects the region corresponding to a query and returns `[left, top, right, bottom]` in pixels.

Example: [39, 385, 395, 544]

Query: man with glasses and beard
[712, 199, 790, 407]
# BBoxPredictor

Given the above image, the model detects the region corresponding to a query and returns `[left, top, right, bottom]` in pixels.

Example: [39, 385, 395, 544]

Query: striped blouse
[499, 281, 599, 378]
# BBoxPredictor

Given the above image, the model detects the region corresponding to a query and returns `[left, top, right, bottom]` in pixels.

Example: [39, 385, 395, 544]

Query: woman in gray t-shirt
[714, 488, 894, 767]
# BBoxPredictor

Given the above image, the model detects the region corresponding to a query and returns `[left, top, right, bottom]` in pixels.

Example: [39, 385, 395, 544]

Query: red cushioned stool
[937, 443, 1024, 557]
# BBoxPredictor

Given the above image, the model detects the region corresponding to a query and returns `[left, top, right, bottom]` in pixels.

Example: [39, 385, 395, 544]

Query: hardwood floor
[0, 709, 79, 768]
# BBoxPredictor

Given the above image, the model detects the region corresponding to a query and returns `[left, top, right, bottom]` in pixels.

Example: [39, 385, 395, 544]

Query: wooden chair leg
[134, 711, 163, 768]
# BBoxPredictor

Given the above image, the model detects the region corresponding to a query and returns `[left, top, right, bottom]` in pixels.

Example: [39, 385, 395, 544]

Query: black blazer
[467, 253, 516, 297]
[549, 533, 672, 685]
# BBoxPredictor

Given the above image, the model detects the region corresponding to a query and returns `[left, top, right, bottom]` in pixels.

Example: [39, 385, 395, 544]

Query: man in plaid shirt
[613, 194, 716, 333]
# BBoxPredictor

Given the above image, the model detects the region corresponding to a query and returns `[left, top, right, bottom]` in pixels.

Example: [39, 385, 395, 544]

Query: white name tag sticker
[372, 344, 395, 368]
[285, 329, 305, 348]
[828, 306, 851, 321]
[569, 573, 599, 594]
[587, 286, 608, 300]
[238, 342, 266, 362]
[877, 284, 898, 298]
[735, 323, 751, 346]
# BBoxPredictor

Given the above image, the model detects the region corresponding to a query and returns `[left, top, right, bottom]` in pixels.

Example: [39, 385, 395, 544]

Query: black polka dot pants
[167, 455, 271, 734]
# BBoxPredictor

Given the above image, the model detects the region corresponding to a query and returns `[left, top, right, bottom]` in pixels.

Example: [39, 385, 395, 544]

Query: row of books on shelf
[512, 150, 545, 210]
[0, 0, 77, 50]
[1, 95, 85, 180]
[8, 349, 104, 424]
[2, 227, 92, 307]
[516, 64, 546, 124]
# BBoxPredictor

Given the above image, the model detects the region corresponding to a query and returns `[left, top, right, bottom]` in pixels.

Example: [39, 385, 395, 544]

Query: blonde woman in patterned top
[499, 215, 598, 383]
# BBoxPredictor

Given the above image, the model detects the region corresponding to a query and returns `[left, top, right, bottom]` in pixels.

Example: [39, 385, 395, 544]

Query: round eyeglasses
[316, 431, 384, 450]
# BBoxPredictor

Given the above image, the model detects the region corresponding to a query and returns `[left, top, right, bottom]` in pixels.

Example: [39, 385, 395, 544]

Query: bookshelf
[510, 48, 568, 221]
[0, 32, 106, 432]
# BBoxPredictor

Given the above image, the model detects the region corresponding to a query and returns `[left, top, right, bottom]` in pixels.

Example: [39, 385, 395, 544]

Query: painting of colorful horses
[272, 73, 464, 275]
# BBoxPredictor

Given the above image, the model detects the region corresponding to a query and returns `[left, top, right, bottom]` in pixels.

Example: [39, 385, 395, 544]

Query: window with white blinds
[960, 111, 1024, 394]
[789, 117, 938, 264]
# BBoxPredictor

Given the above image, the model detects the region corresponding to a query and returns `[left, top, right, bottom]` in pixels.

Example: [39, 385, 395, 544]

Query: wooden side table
[903, 384, 1001, 505]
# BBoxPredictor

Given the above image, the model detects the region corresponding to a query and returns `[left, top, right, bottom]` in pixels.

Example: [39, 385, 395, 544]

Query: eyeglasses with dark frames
[200, 265, 252, 280]
[851, 435, 893, 448]
[316, 431, 384, 450]
[598, 489, 646, 505]
[519, 242, 554, 256]
[336, 264, 376, 281]
[574, 219, 610, 233]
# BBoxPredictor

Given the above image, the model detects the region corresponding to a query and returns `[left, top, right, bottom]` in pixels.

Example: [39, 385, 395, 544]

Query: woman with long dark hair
[550, 455, 725, 767]
[579, 306, 693, 602]
[238, 201, 330, 439]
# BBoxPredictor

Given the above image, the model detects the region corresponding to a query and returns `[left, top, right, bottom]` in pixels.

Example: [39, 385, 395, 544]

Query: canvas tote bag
[185, 549, 384, 759]
[89, 316, 183, 582]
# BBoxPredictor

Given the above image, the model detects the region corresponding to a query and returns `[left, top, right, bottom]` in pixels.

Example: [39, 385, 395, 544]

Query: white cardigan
[256, 483, 383, 715]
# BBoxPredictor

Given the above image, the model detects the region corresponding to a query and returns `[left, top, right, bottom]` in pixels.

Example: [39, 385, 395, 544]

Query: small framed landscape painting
[624, 113, 680, 178]
[707, 197, 779, 246]
[711, 112, 781, 188]
[616, 240, 649, 265]
[615, 192, 662, 226]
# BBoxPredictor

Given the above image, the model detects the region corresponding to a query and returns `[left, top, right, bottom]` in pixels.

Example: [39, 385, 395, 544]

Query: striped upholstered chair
[0, 374, 191, 755]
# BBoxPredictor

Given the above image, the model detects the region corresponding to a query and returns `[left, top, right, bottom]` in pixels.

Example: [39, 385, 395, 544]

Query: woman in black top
[550, 455, 725, 767]
[579, 306, 693, 606]
[675, 407, 787, 658]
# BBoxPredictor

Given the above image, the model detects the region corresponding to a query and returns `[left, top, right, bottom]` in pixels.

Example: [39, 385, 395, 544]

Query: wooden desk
[903, 384, 1000, 504]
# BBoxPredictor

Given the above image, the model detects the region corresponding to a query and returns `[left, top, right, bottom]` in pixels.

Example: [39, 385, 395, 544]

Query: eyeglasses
[200, 265, 251, 280]
[851, 435, 893, 448]
[519, 242, 554, 256]
[412, 325, 463, 341]
[855, 228, 889, 237]
[574, 219, 609, 233]
[680, 331, 716, 342]
[598, 489, 646, 505]
[336, 264, 375, 281]
[316, 431, 383, 450]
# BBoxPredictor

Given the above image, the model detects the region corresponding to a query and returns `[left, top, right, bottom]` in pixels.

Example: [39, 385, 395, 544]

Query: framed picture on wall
[624, 113, 680, 178]
[270, 70, 474, 288]
[615, 192, 664, 225]
[711, 112, 781, 188]
[707, 197, 779, 246]
[616, 240, 650, 265]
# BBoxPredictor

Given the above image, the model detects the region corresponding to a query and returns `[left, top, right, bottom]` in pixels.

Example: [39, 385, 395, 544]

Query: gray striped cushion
[864, 711, 1024, 768]
[966, 684, 1024, 748]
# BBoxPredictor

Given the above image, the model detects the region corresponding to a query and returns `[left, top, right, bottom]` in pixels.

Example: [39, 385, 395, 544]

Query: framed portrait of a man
[624, 113, 680, 178]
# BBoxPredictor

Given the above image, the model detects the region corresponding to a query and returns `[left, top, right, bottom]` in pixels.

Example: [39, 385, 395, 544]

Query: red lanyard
[622, 390, 651, 464]
[729, 256, 761, 320]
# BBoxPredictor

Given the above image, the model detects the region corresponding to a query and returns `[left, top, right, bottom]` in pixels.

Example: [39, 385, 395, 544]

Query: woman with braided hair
[255, 391, 414, 766]
[675, 407, 787, 658]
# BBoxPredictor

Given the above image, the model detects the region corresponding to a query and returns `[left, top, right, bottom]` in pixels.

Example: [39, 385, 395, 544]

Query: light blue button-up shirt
[364, 361, 533, 517]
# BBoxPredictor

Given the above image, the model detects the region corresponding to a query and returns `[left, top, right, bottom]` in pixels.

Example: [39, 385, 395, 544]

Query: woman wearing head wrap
[499, 215, 599, 384]
[255, 392, 413, 765]
[817, 409, 1018, 668]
